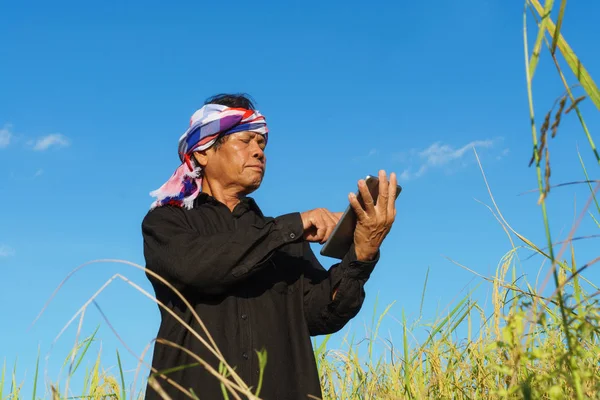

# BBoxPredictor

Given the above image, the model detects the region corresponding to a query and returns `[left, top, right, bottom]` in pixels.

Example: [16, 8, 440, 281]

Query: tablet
[320, 175, 402, 259]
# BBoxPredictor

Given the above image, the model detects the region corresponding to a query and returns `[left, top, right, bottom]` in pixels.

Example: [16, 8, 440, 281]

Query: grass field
[4, 1, 600, 399]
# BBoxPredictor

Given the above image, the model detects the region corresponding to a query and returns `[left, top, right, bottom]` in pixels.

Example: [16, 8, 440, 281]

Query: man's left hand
[348, 170, 398, 261]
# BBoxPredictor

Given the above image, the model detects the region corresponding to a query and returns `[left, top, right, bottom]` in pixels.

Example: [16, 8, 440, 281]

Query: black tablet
[320, 175, 402, 259]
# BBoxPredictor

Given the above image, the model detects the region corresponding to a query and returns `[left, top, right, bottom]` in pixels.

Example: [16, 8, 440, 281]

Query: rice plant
[3, 0, 599, 398]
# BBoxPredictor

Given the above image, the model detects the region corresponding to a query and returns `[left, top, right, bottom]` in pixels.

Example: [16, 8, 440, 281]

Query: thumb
[300, 211, 313, 230]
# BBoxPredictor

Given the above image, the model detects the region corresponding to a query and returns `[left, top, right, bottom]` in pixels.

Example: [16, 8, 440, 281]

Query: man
[142, 93, 398, 399]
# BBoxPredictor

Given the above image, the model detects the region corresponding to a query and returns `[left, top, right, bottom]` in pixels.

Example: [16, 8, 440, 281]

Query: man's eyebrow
[246, 132, 264, 140]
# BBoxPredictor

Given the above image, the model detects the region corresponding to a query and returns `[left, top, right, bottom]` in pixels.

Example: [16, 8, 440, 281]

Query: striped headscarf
[149, 104, 268, 210]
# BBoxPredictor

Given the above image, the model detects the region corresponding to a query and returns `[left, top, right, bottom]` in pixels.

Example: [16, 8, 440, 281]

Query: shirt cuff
[274, 212, 304, 243]
[341, 244, 379, 280]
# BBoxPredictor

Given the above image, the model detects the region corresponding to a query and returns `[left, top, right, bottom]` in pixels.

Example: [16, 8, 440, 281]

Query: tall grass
[3, 0, 600, 398]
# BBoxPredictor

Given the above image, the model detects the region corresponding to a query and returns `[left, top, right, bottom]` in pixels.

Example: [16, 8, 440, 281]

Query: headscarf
[149, 104, 268, 210]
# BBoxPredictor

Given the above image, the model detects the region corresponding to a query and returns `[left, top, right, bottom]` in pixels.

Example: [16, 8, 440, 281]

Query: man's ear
[193, 151, 209, 168]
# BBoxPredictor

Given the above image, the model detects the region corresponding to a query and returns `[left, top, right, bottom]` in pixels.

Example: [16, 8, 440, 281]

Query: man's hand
[349, 170, 398, 261]
[300, 209, 343, 244]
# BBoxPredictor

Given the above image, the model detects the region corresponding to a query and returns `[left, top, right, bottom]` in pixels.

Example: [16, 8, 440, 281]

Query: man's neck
[201, 179, 242, 211]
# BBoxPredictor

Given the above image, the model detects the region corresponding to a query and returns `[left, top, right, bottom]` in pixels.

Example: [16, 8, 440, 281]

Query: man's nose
[251, 142, 265, 161]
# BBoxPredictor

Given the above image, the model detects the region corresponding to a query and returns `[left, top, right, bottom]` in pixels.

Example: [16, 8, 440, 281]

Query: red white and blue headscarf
[150, 104, 268, 210]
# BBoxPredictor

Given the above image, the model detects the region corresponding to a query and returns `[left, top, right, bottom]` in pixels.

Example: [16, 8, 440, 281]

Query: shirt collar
[194, 192, 264, 217]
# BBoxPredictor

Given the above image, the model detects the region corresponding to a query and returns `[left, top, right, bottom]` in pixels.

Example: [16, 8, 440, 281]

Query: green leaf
[218, 362, 230, 400]
[88, 349, 102, 396]
[0, 358, 5, 400]
[419, 267, 429, 317]
[315, 334, 332, 357]
[189, 388, 200, 400]
[69, 326, 100, 377]
[11, 358, 18, 399]
[531, 0, 600, 110]
[577, 151, 600, 217]
[402, 310, 412, 398]
[551, 0, 567, 55]
[529, 0, 555, 79]
[150, 363, 200, 378]
[116, 350, 126, 400]
[549, 385, 563, 400]
[33, 348, 40, 400]
[254, 348, 268, 397]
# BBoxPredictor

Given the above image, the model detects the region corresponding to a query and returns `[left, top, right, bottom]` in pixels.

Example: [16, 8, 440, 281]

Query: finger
[315, 214, 327, 242]
[300, 212, 312, 231]
[332, 212, 343, 223]
[377, 170, 389, 215]
[387, 172, 398, 221]
[357, 180, 375, 215]
[324, 209, 340, 225]
[321, 212, 338, 243]
[321, 223, 333, 244]
[304, 227, 318, 242]
[349, 192, 367, 221]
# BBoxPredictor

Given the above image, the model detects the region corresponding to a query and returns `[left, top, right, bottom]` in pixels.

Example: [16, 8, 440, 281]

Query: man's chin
[241, 180, 262, 195]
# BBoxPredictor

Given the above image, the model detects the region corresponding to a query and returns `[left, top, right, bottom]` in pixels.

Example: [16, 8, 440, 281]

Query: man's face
[198, 131, 267, 195]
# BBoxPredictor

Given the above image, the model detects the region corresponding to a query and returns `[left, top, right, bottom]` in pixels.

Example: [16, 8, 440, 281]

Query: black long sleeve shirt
[142, 193, 378, 400]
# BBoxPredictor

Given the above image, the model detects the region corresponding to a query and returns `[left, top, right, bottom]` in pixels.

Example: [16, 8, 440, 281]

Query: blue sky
[1, 0, 599, 396]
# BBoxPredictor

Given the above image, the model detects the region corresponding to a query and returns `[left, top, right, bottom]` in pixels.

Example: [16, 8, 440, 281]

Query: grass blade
[33, 348, 40, 400]
[116, 350, 126, 400]
[528, 0, 555, 79]
[0, 358, 5, 400]
[315, 334, 332, 356]
[368, 293, 380, 358]
[419, 267, 429, 316]
[218, 362, 230, 400]
[70, 326, 100, 377]
[530, 0, 600, 110]
[254, 348, 268, 398]
[401, 310, 411, 397]
[550, 50, 600, 163]
[82, 365, 90, 395]
[11, 358, 18, 400]
[551, 0, 567, 55]
[570, 245, 584, 317]
[374, 301, 396, 344]
[577, 150, 600, 215]
[88, 347, 102, 397]
[590, 212, 600, 229]
[412, 289, 476, 363]
[150, 363, 201, 380]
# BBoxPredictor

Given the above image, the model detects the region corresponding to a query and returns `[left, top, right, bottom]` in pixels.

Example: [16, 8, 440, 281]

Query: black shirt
[142, 193, 378, 400]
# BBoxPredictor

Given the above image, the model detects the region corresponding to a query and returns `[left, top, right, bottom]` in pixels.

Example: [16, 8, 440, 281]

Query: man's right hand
[300, 209, 342, 244]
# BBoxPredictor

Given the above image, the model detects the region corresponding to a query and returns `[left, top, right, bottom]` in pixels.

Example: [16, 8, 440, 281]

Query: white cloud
[399, 139, 498, 181]
[496, 148, 510, 160]
[34, 169, 44, 177]
[353, 148, 378, 162]
[0, 124, 13, 149]
[0, 245, 15, 258]
[31, 134, 70, 151]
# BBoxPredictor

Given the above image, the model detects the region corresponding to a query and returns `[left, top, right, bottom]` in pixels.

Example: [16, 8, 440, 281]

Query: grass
[3, 0, 600, 398]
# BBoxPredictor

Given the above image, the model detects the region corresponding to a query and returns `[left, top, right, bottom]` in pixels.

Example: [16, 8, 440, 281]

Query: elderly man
[142, 93, 398, 399]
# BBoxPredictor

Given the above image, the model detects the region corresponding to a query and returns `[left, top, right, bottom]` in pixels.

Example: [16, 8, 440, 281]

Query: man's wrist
[354, 245, 378, 262]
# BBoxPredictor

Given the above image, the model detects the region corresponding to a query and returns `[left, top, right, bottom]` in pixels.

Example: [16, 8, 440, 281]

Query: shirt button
[289, 232, 296, 239]
[241, 313, 248, 320]
[242, 352, 249, 360]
